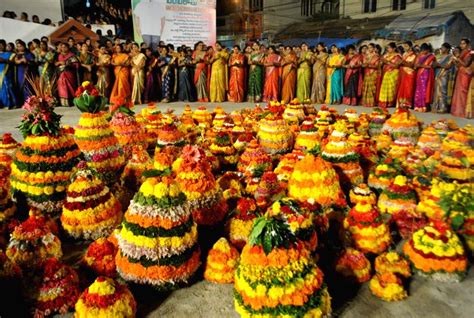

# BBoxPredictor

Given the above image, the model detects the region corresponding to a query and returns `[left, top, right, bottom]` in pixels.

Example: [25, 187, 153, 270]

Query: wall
[445, 15, 474, 46]
[0, 17, 56, 43]
[0, 0, 63, 23]
[263, 0, 304, 38]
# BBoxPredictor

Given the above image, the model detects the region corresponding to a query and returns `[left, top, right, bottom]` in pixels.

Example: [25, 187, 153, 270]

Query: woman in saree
[311, 42, 328, 104]
[247, 42, 264, 102]
[227, 45, 245, 102]
[432, 43, 454, 113]
[379, 42, 402, 108]
[361, 43, 381, 107]
[325, 45, 344, 104]
[110, 44, 131, 106]
[396, 41, 417, 108]
[130, 43, 146, 104]
[78, 43, 94, 83]
[143, 47, 160, 103]
[159, 46, 177, 103]
[36, 40, 55, 90]
[96, 44, 112, 98]
[55, 42, 79, 106]
[192, 42, 209, 102]
[15, 40, 37, 105]
[413, 43, 436, 112]
[342, 44, 363, 106]
[451, 38, 473, 118]
[209, 42, 229, 103]
[263, 46, 281, 102]
[281, 46, 297, 103]
[178, 48, 196, 102]
[296, 42, 312, 101]
[0, 39, 17, 108]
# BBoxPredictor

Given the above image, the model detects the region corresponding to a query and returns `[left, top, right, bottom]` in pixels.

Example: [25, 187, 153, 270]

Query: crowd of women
[0, 36, 472, 118]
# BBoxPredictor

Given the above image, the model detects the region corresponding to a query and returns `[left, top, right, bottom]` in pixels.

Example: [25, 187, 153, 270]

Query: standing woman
[55, 42, 79, 107]
[110, 44, 131, 106]
[227, 45, 246, 102]
[325, 45, 345, 104]
[413, 43, 436, 112]
[143, 47, 160, 103]
[432, 43, 454, 113]
[159, 46, 176, 103]
[263, 45, 281, 102]
[130, 43, 146, 104]
[177, 48, 196, 102]
[451, 38, 473, 118]
[96, 44, 112, 98]
[78, 42, 94, 83]
[247, 42, 264, 102]
[209, 42, 229, 103]
[36, 40, 55, 89]
[15, 40, 36, 105]
[0, 39, 17, 108]
[281, 46, 297, 103]
[361, 43, 381, 107]
[311, 42, 328, 104]
[342, 44, 363, 106]
[397, 41, 417, 108]
[296, 43, 312, 102]
[193, 42, 210, 102]
[379, 42, 402, 108]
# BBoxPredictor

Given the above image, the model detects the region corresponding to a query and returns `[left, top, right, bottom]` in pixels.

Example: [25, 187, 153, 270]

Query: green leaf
[263, 230, 273, 254]
[460, 157, 470, 167]
[451, 214, 465, 231]
[249, 217, 267, 245]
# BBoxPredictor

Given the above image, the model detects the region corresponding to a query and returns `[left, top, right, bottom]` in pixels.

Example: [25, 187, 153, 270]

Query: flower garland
[335, 248, 371, 283]
[237, 139, 272, 179]
[381, 108, 420, 143]
[377, 175, 417, 215]
[227, 197, 260, 249]
[204, 237, 239, 284]
[83, 237, 118, 277]
[110, 111, 147, 158]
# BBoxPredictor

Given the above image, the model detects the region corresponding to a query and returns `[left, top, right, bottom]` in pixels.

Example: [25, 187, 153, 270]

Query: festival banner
[132, 0, 216, 47]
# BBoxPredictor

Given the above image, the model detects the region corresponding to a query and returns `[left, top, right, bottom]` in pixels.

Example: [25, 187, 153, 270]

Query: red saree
[397, 51, 416, 108]
[227, 52, 245, 102]
[263, 53, 282, 102]
[343, 54, 363, 106]
[451, 50, 473, 117]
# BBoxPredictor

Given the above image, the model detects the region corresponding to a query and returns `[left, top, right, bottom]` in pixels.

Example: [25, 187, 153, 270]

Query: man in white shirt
[133, 0, 166, 49]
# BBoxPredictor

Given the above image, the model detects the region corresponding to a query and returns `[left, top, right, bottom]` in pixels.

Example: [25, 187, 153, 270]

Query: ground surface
[1, 102, 473, 318]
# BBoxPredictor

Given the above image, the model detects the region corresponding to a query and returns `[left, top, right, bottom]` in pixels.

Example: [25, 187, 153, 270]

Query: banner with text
[132, 0, 216, 46]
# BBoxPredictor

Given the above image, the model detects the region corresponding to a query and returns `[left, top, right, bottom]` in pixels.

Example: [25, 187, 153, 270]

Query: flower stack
[61, 162, 122, 240]
[377, 175, 417, 215]
[120, 145, 153, 192]
[237, 139, 272, 179]
[288, 154, 346, 209]
[11, 93, 81, 214]
[368, 108, 387, 137]
[217, 172, 244, 201]
[381, 108, 420, 143]
[254, 172, 285, 211]
[234, 216, 331, 317]
[437, 150, 473, 182]
[315, 105, 334, 137]
[417, 126, 442, 155]
[83, 237, 117, 277]
[31, 258, 80, 317]
[283, 99, 305, 123]
[204, 237, 239, 284]
[6, 214, 62, 269]
[0, 133, 18, 171]
[227, 197, 259, 249]
[322, 121, 363, 186]
[369, 252, 411, 302]
[141, 104, 163, 151]
[375, 131, 393, 154]
[116, 171, 201, 288]
[193, 106, 212, 129]
[74, 82, 125, 185]
[402, 148, 426, 177]
[403, 222, 468, 282]
[349, 183, 377, 206]
[110, 110, 147, 158]
[387, 137, 416, 161]
[155, 116, 187, 157]
[209, 131, 239, 167]
[335, 248, 372, 283]
[175, 145, 227, 226]
[212, 106, 228, 131]
[343, 108, 359, 132]
[257, 105, 293, 155]
[294, 118, 320, 152]
[441, 127, 472, 153]
[273, 150, 304, 183]
[344, 200, 391, 254]
[367, 158, 401, 192]
[75, 277, 137, 318]
[0, 165, 16, 243]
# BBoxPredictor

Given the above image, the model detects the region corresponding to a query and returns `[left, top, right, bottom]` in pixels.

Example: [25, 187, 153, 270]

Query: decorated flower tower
[227, 197, 259, 249]
[60, 162, 122, 240]
[0, 133, 18, 171]
[257, 104, 293, 155]
[110, 108, 147, 158]
[175, 145, 227, 226]
[335, 248, 372, 283]
[417, 126, 442, 155]
[377, 175, 417, 215]
[274, 150, 304, 183]
[209, 131, 239, 167]
[11, 85, 81, 215]
[193, 106, 212, 129]
[0, 165, 16, 245]
[322, 121, 364, 187]
[368, 108, 387, 137]
[349, 183, 377, 206]
[73, 82, 125, 185]
[381, 108, 420, 143]
[367, 158, 402, 192]
[75, 277, 137, 318]
[234, 215, 331, 317]
[294, 117, 321, 152]
[120, 145, 153, 193]
[283, 99, 305, 122]
[116, 164, 201, 288]
[237, 139, 272, 180]
[155, 115, 187, 158]
[344, 200, 391, 254]
[254, 172, 285, 210]
[82, 237, 118, 277]
[204, 237, 239, 284]
[141, 104, 163, 151]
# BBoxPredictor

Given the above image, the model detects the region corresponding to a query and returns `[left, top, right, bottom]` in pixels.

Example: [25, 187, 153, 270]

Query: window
[249, 0, 263, 12]
[363, 0, 377, 13]
[423, 0, 436, 9]
[392, 0, 406, 11]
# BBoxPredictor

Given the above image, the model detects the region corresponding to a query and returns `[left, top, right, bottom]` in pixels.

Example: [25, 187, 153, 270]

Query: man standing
[133, 0, 166, 50]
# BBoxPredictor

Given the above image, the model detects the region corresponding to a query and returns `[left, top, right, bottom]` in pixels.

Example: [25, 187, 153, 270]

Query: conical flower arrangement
[234, 215, 331, 317]
[204, 237, 239, 284]
[60, 162, 122, 240]
[75, 277, 137, 318]
[349, 183, 377, 206]
[381, 108, 420, 143]
[294, 118, 320, 152]
[368, 108, 387, 137]
[110, 109, 147, 158]
[344, 200, 391, 254]
[155, 116, 187, 155]
[175, 145, 227, 226]
[273, 151, 303, 183]
[120, 145, 154, 192]
[367, 158, 402, 192]
[417, 126, 441, 155]
[237, 139, 272, 179]
[82, 237, 117, 277]
[0, 133, 18, 171]
[141, 104, 163, 150]
[11, 87, 81, 215]
[227, 197, 259, 249]
[0, 165, 16, 241]
[209, 131, 239, 166]
[116, 171, 201, 289]
[193, 106, 212, 128]
[257, 105, 293, 155]
[377, 175, 417, 215]
[335, 248, 372, 283]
